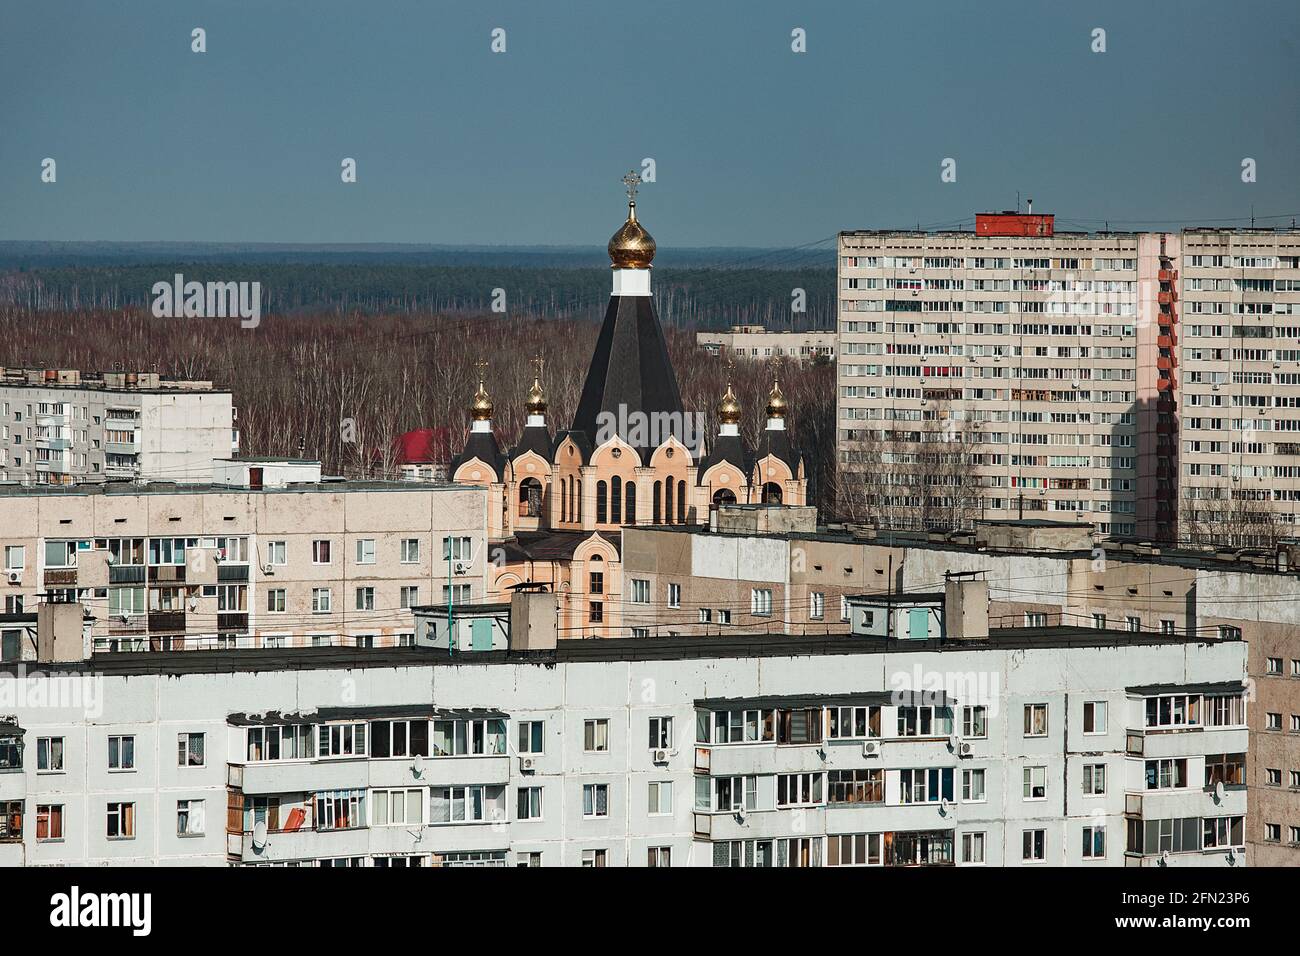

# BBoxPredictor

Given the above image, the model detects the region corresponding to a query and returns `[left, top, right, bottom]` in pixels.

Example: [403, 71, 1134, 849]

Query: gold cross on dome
[532, 356, 545, 380]
[622, 169, 641, 202]
[475, 359, 488, 382]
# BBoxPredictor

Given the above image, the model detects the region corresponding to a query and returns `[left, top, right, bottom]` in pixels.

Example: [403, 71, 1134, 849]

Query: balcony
[1157, 291, 1174, 306]
[42, 568, 77, 587]
[147, 610, 187, 633]
[148, 565, 187, 584]
[217, 613, 249, 633]
[108, 565, 146, 585]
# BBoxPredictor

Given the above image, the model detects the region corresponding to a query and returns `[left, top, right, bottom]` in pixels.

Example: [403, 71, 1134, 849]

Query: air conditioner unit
[453, 562, 469, 575]
[519, 756, 536, 773]
[261, 563, 274, 575]
[5, 570, 20, 584]
[652, 749, 669, 765]
[958, 742, 973, 758]
[862, 740, 879, 757]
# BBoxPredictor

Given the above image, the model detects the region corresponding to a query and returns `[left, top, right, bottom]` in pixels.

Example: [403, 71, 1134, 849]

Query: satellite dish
[252, 820, 268, 849]
[939, 797, 951, 815]
[1214, 781, 1225, 802]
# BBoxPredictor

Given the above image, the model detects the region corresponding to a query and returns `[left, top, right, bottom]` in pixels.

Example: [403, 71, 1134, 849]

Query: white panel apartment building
[836, 216, 1300, 544]
[0, 626, 1248, 867]
[0, 479, 489, 656]
[0, 368, 238, 485]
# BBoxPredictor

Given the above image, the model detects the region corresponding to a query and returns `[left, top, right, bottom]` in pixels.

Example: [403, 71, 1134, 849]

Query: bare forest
[0, 306, 840, 514]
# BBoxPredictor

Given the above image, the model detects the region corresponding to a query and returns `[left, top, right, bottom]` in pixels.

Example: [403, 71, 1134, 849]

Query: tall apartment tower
[836, 214, 1300, 544]
[0, 368, 238, 485]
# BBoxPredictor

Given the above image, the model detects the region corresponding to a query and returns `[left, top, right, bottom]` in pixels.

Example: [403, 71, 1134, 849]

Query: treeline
[0, 306, 840, 514]
[0, 263, 835, 331]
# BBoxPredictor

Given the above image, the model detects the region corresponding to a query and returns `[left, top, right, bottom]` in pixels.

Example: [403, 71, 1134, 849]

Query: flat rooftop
[7, 628, 1239, 678]
[0, 479, 473, 498]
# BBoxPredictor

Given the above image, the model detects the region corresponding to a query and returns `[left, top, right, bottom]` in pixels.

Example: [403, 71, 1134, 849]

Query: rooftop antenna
[1016, 190, 1020, 213]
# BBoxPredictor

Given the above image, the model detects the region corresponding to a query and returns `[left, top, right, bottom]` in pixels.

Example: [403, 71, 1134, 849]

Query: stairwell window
[751, 588, 773, 616]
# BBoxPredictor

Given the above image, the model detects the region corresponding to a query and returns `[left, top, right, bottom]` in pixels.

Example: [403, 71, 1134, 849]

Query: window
[355, 539, 376, 564]
[962, 705, 987, 739]
[1126, 616, 1141, 632]
[667, 583, 680, 608]
[581, 848, 607, 868]
[247, 724, 315, 761]
[704, 708, 770, 744]
[961, 832, 986, 864]
[36, 737, 64, 773]
[961, 768, 986, 802]
[1022, 828, 1046, 862]
[1023, 766, 1046, 800]
[1082, 826, 1105, 860]
[1024, 611, 1047, 627]
[177, 733, 205, 767]
[442, 536, 472, 562]
[589, 601, 603, 624]
[829, 769, 883, 804]
[430, 785, 501, 824]
[400, 539, 420, 563]
[1205, 753, 1246, 787]
[355, 586, 375, 611]
[3, 546, 24, 570]
[1205, 694, 1246, 727]
[809, 591, 825, 620]
[36, 804, 63, 841]
[1202, 816, 1244, 849]
[778, 707, 824, 744]
[372, 789, 423, 826]
[1267, 657, 1283, 675]
[647, 846, 672, 867]
[177, 799, 205, 836]
[698, 608, 712, 624]
[648, 781, 673, 815]
[1145, 694, 1201, 729]
[315, 790, 366, 830]
[106, 802, 135, 839]
[776, 773, 825, 807]
[108, 735, 135, 771]
[431, 718, 506, 756]
[516, 851, 542, 867]
[265, 541, 287, 566]
[371, 719, 430, 758]
[750, 588, 772, 616]
[266, 588, 286, 612]
[584, 719, 609, 753]
[829, 705, 881, 739]
[318, 722, 367, 758]
[517, 787, 542, 821]
[648, 716, 673, 750]
[1083, 763, 1106, 795]
[899, 768, 954, 804]
[311, 588, 332, 613]
[583, 783, 609, 818]
[897, 705, 952, 738]
[517, 720, 544, 755]
[400, 586, 419, 609]
[1023, 703, 1048, 737]
[1266, 768, 1282, 787]
[311, 539, 331, 564]
[1083, 700, 1106, 735]
[829, 833, 883, 867]
[630, 578, 650, 604]
[589, 571, 603, 595]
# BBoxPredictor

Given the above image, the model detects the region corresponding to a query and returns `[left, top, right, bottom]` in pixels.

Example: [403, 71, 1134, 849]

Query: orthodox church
[449, 173, 808, 637]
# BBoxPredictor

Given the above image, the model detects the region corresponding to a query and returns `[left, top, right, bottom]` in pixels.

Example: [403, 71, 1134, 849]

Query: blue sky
[1, 0, 1297, 247]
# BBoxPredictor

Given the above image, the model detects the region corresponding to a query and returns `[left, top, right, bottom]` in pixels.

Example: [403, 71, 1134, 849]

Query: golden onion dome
[609, 171, 656, 269]
[525, 376, 547, 416]
[765, 380, 788, 419]
[470, 378, 493, 421]
[717, 382, 741, 425]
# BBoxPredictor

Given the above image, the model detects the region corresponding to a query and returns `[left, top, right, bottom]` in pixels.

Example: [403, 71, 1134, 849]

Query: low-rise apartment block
[0, 472, 488, 654]
[0, 600, 1248, 867]
[697, 325, 836, 363]
[620, 507, 1300, 863]
[0, 368, 238, 485]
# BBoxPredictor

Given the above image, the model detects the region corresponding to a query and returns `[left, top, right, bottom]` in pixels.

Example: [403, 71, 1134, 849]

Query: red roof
[393, 427, 452, 466]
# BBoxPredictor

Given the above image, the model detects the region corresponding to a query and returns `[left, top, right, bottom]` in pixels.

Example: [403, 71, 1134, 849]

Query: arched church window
[762, 482, 783, 504]
[610, 476, 622, 524]
[713, 488, 737, 506]
[625, 482, 636, 525]
[596, 481, 607, 523]
[676, 480, 686, 523]
[653, 480, 662, 523]
[665, 479, 674, 524]
[519, 477, 542, 518]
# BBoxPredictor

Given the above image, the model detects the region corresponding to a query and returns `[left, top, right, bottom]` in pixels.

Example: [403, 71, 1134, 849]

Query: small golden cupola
[717, 382, 742, 433]
[608, 170, 656, 270]
[765, 380, 788, 423]
[525, 376, 547, 418]
[470, 375, 494, 424]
